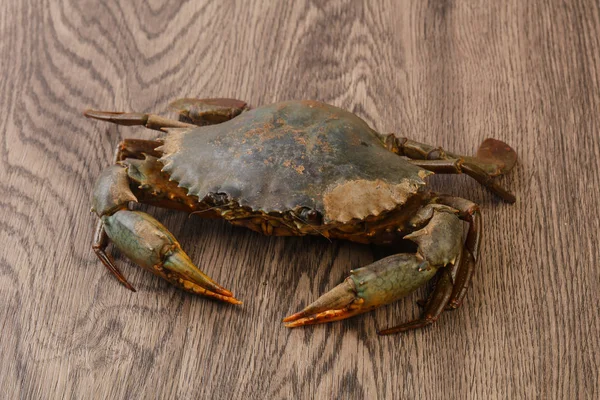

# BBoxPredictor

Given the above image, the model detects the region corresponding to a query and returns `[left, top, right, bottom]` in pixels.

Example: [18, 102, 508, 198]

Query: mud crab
[85, 99, 516, 334]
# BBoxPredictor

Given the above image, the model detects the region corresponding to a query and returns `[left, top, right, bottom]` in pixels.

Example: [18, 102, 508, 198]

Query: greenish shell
[158, 100, 429, 223]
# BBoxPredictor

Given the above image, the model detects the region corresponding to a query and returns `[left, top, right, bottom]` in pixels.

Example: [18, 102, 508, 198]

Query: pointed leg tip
[83, 108, 100, 117]
[498, 189, 517, 204]
[83, 109, 113, 119]
[114, 275, 137, 292]
[117, 278, 137, 292]
[377, 325, 414, 335]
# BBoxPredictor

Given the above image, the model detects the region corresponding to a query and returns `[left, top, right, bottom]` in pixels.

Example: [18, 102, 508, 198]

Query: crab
[85, 98, 517, 334]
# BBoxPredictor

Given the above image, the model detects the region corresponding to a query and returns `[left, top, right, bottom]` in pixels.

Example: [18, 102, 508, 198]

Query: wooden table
[1, 1, 598, 398]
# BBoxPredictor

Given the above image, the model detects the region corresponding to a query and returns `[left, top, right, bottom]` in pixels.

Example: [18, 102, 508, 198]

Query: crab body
[152, 101, 431, 244]
[86, 98, 517, 334]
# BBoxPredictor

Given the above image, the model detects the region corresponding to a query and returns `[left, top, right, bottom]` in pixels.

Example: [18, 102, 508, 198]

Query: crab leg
[168, 98, 249, 126]
[84, 110, 195, 131]
[84, 98, 248, 131]
[93, 217, 136, 291]
[445, 249, 476, 309]
[378, 265, 456, 334]
[381, 136, 517, 202]
[408, 159, 516, 203]
[434, 195, 481, 309]
[284, 209, 465, 333]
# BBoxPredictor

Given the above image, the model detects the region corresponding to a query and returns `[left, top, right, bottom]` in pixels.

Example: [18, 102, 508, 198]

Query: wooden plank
[0, 0, 598, 398]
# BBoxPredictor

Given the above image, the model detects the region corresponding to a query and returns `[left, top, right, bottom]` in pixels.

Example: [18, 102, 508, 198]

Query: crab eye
[209, 192, 229, 206]
[298, 208, 322, 225]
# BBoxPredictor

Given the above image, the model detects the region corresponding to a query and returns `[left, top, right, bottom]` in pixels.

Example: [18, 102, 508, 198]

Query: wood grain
[1, 0, 599, 398]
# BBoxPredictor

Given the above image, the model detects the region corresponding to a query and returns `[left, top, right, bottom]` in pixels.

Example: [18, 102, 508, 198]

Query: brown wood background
[1, 1, 599, 399]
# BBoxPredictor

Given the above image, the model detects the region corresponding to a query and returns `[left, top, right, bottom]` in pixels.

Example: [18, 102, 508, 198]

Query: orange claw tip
[224, 296, 243, 305]
[284, 317, 313, 328]
[209, 291, 242, 305]
[215, 287, 234, 297]
[282, 311, 307, 323]
[284, 308, 358, 328]
[283, 316, 326, 328]
[183, 281, 242, 305]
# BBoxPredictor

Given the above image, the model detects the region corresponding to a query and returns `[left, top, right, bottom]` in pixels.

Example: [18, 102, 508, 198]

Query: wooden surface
[1, 1, 599, 399]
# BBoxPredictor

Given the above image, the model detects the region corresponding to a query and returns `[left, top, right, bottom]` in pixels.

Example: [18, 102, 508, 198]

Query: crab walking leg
[382, 137, 517, 177]
[408, 159, 516, 203]
[84, 110, 195, 131]
[378, 266, 455, 334]
[84, 98, 248, 131]
[434, 195, 481, 309]
[284, 210, 464, 332]
[93, 217, 136, 291]
[168, 98, 249, 126]
[445, 249, 476, 310]
[380, 135, 518, 202]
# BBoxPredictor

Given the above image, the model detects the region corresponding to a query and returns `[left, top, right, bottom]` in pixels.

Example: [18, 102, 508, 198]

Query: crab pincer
[283, 255, 438, 328]
[284, 210, 467, 334]
[91, 163, 240, 304]
[102, 210, 241, 304]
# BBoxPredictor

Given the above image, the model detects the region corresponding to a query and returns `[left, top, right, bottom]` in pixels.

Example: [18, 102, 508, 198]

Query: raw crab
[85, 98, 516, 334]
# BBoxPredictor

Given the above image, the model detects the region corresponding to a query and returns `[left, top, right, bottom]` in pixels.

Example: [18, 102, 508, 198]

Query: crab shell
[157, 100, 431, 224]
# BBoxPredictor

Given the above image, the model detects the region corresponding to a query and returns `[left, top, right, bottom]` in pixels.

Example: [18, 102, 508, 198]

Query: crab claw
[284, 254, 438, 328]
[283, 278, 364, 327]
[102, 210, 241, 304]
[160, 246, 242, 304]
